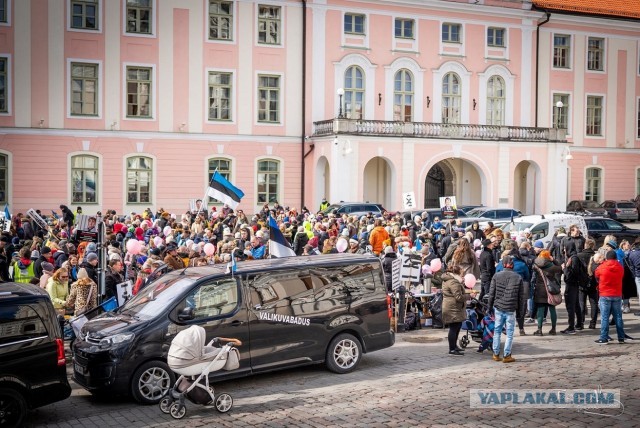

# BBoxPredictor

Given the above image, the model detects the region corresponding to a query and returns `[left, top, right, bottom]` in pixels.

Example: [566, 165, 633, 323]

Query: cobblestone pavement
[28, 304, 640, 428]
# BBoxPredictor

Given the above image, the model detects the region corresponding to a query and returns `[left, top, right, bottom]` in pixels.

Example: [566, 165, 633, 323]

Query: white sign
[391, 258, 402, 290]
[402, 192, 416, 210]
[116, 280, 133, 307]
[26, 208, 49, 231]
[400, 253, 422, 283]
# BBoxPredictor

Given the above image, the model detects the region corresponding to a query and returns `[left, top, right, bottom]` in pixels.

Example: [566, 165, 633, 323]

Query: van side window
[0, 304, 48, 345]
[310, 264, 377, 294]
[179, 279, 239, 320]
[248, 270, 314, 309]
[530, 222, 548, 240]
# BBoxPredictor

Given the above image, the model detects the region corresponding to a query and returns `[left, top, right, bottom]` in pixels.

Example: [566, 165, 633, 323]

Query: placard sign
[26, 208, 49, 231]
[116, 280, 133, 307]
[402, 192, 416, 210]
[391, 258, 402, 290]
[400, 253, 422, 283]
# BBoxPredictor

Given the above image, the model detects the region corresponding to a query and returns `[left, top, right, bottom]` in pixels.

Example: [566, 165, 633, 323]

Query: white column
[310, 5, 326, 123]
[158, 2, 174, 132]
[104, 0, 120, 128]
[498, 144, 510, 206]
[286, 4, 302, 136]
[48, 0, 64, 128]
[237, 1, 253, 135]
[187, 0, 203, 133]
[520, 20, 534, 127]
[14, 0, 31, 127]
[547, 145, 568, 211]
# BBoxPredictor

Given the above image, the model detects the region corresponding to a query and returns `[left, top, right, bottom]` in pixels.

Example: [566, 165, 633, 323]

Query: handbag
[547, 292, 562, 306]
[534, 265, 562, 306]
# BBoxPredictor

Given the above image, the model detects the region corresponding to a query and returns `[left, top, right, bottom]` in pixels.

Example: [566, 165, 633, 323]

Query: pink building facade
[0, 0, 638, 215]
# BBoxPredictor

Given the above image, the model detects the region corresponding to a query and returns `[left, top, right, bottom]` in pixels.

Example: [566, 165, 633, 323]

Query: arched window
[0, 154, 7, 204]
[585, 167, 602, 203]
[442, 72, 461, 124]
[344, 66, 364, 119]
[71, 155, 98, 204]
[208, 158, 232, 203]
[126, 156, 152, 204]
[486, 76, 505, 126]
[257, 159, 280, 204]
[393, 69, 413, 122]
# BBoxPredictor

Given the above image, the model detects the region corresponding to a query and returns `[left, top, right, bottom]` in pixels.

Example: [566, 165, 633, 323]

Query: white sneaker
[542, 318, 548, 324]
[525, 318, 536, 324]
[622, 306, 631, 314]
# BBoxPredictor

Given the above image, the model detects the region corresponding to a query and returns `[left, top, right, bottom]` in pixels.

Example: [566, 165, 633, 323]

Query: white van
[500, 214, 588, 247]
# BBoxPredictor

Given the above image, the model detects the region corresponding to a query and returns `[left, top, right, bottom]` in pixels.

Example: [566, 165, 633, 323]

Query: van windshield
[119, 275, 195, 320]
[501, 222, 533, 233]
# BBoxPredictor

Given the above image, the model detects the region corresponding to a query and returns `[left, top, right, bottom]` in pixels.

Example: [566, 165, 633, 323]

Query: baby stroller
[159, 325, 242, 419]
[458, 297, 488, 349]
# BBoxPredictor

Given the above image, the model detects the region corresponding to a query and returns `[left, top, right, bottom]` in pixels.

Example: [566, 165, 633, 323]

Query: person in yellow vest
[12, 247, 36, 283]
[319, 198, 330, 212]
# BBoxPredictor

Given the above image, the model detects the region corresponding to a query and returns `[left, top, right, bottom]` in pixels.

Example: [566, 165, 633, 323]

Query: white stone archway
[315, 156, 330, 209]
[514, 160, 542, 215]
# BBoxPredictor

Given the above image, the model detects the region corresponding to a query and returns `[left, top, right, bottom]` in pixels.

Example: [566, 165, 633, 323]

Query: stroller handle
[206, 337, 242, 347]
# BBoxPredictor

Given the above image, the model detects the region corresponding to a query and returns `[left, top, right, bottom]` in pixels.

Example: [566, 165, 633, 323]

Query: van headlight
[99, 333, 135, 349]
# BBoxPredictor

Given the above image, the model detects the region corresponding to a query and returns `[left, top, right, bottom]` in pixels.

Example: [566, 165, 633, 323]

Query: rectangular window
[71, 0, 98, 30]
[585, 168, 601, 203]
[127, 156, 152, 204]
[487, 27, 505, 47]
[344, 13, 365, 35]
[0, 57, 6, 113]
[552, 93, 569, 130]
[0, 0, 7, 23]
[257, 160, 279, 203]
[442, 23, 461, 43]
[553, 34, 570, 68]
[258, 5, 280, 45]
[71, 155, 98, 203]
[208, 158, 231, 203]
[0, 154, 7, 204]
[587, 37, 604, 71]
[208, 71, 232, 121]
[126, 0, 151, 34]
[586, 95, 603, 136]
[257, 74, 279, 123]
[126, 66, 152, 118]
[71, 63, 98, 116]
[209, 0, 232, 41]
[394, 18, 413, 39]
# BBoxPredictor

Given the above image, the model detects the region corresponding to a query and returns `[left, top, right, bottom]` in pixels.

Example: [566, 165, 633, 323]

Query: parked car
[0, 283, 72, 427]
[500, 214, 588, 247]
[398, 208, 467, 226]
[566, 200, 609, 217]
[463, 207, 522, 220]
[584, 217, 640, 248]
[632, 195, 640, 219]
[600, 200, 637, 222]
[320, 202, 388, 217]
[72, 254, 395, 404]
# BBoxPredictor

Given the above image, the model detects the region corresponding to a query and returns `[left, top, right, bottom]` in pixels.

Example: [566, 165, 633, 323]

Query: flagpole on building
[196, 168, 218, 219]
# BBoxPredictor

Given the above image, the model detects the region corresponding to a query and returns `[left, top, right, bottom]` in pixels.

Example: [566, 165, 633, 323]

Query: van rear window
[0, 304, 48, 345]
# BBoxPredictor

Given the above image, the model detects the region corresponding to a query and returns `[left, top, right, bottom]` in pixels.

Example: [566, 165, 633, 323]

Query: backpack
[564, 255, 589, 288]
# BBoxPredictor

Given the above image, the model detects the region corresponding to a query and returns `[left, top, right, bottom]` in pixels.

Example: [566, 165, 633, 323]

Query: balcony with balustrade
[312, 119, 566, 142]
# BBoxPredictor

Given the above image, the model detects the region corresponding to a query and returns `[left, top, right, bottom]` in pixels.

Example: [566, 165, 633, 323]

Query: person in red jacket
[594, 250, 627, 344]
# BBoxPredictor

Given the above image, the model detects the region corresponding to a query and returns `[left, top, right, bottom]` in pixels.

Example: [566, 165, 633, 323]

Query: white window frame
[0, 0, 11, 26]
[584, 166, 603, 203]
[335, 54, 376, 120]
[344, 13, 366, 35]
[206, 0, 234, 43]
[637, 96, 640, 140]
[0, 54, 11, 116]
[123, 0, 156, 38]
[384, 57, 424, 122]
[67, 0, 102, 33]
[67, 59, 102, 119]
[70, 154, 99, 205]
[441, 72, 461, 124]
[206, 68, 235, 123]
[393, 69, 413, 122]
[478, 64, 514, 126]
[551, 92, 571, 135]
[442, 23, 462, 44]
[0, 150, 9, 205]
[124, 155, 154, 205]
[255, 157, 283, 206]
[256, 4, 283, 47]
[432, 61, 471, 124]
[123, 63, 155, 120]
[486, 75, 505, 126]
[206, 157, 234, 204]
[586, 36, 605, 73]
[255, 71, 283, 126]
[394, 18, 414, 40]
[487, 27, 506, 48]
[344, 65, 365, 120]
[552, 33, 572, 70]
[585, 93, 605, 138]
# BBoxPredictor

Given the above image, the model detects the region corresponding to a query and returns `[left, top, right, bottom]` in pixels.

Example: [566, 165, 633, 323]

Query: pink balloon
[163, 226, 172, 237]
[464, 273, 477, 289]
[422, 264, 431, 275]
[153, 236, 163, 247]
[336, 238, 348, 253]
[203, 243, 215, 256]
[430, 258, 442, 273]
[126, 239, 142, 255]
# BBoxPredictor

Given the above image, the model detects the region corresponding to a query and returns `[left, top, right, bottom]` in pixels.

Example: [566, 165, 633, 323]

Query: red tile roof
[533, 0, 640, 19]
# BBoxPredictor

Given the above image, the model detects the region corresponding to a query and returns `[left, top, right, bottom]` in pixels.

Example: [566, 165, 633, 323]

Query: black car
[73, 254, 395, 404]
[584, 217, 640, 247]
[463, 207, 522, 220]
[0, 283, 71, 427]
[566, 200, 609, 217]
[320, 202, 387, 217]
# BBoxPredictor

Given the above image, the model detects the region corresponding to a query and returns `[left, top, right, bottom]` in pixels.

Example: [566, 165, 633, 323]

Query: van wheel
[325, 333, 362, 374]
[131, 361, 175, 404]
[0, 387, 27, 428]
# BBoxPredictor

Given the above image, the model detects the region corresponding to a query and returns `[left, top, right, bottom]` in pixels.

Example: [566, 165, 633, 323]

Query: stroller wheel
[214, 393, 233, 413]
[459, 336, 469, 349]
[169, 403, 186, 419]
[159, 396, 173, 414]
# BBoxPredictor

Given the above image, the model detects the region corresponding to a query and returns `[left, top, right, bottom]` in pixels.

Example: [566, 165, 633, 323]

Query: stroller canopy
[169, 325, 207, 364]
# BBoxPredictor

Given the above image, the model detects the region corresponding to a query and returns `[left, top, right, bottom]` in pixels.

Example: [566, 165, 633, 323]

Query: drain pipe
[535, 11, 551, 127]
[300, 0, 308, 210]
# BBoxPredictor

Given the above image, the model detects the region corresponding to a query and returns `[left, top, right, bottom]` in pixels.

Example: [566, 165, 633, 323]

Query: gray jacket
[488, 268, 524, 314]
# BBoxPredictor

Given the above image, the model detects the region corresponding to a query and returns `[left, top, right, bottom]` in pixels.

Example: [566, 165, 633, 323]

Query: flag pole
[196, 168, 218, 219]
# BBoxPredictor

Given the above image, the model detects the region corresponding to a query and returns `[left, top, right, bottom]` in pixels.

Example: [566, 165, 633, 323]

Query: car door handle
[231, 320, 245, 327]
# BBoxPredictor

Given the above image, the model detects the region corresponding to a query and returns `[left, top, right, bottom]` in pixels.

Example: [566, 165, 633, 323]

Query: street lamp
[337, 88, 344, 119]
[555, 100, 564, 129]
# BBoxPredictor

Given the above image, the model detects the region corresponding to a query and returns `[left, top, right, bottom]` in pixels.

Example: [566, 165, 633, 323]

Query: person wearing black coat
[469, 222, 485, 241]
[80, 253, 100, 285]
[577, 239, 598, 329]
[479, 239, 496, 300]
[292, 226, 309, 256]
[381, 246, 397, 293]
[104, 259, 124, 302]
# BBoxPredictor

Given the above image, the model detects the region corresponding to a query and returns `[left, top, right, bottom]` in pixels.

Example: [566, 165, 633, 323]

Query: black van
[72, 254, 395, 404]
[0, 283, 72, 427]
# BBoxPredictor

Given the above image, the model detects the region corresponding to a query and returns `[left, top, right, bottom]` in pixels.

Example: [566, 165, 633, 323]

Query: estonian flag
[3, 204, 10, 221]
[206, 171, 245, 209]
[268, 215, 296, 258]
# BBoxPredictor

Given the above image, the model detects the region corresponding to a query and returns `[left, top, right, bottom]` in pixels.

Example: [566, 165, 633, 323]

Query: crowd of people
[1, 201, 639, 360]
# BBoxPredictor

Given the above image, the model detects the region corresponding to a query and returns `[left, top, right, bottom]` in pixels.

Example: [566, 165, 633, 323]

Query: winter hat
[349, 239, 358, 245]
[86, 242, 97, 253]
[533, 240, 544, 249]
[86, 253, 99, 262]
[473, 239, 482, 249]
[384, 246, 394, 254]
[77, 268, 89, 279]
[41, 246, 52, 255]
[41, 262, 54, 274]
[109, 253, 122, 261]
[606, 240, 618, 249]
[481, 238, 492, 248]
[30, 250, 40, 260]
